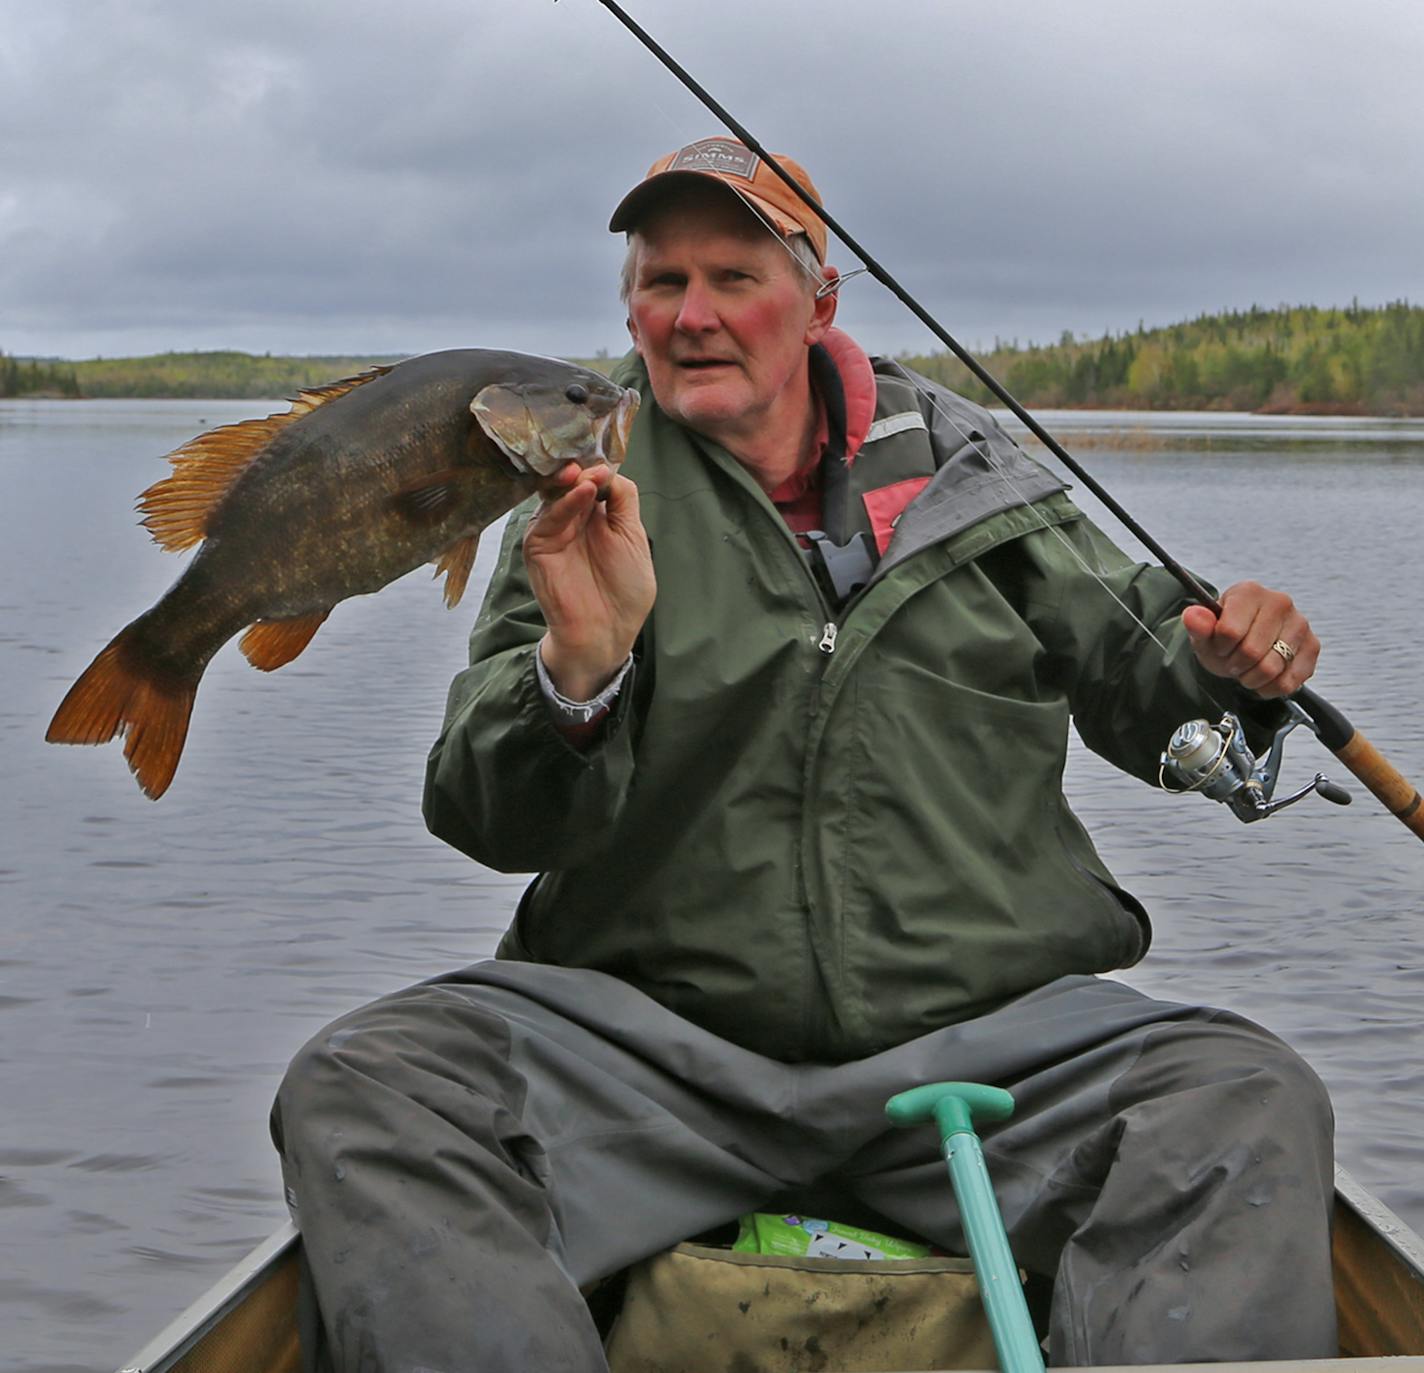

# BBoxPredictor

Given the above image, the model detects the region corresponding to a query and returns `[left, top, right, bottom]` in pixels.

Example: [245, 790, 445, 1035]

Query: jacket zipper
[818, 622, 838, 654]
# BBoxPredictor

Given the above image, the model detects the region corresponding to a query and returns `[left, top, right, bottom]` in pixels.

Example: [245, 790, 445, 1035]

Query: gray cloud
[3, 0, 1421, 360]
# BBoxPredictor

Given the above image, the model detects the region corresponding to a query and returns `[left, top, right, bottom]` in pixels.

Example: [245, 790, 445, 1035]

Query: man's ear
[627, 315, 644, 357]
[805, 265, 838, 345]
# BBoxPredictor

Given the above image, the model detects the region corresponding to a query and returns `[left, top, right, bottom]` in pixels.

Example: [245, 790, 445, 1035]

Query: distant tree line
[7, 303, 1423, 413]
[1, 351, 81, 398]
[900, 301, 1424, 416]
[58, 350, 405, 400]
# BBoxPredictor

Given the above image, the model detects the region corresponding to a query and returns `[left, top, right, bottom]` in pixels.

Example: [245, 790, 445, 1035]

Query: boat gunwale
[1336, 1165, 1424, 1280]
[113, 1170, 1424, 1373]
[116, 1219, 299, 1373]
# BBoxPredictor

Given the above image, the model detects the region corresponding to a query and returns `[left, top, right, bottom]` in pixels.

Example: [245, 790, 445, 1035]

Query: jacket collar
[815, 327, 877, 463]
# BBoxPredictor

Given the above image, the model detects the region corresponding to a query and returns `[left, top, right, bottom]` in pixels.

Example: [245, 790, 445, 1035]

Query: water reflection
[3, 400, 1423, 1369]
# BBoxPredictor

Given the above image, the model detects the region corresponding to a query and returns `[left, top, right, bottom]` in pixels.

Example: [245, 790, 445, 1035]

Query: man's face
[625, 188, 834, 455]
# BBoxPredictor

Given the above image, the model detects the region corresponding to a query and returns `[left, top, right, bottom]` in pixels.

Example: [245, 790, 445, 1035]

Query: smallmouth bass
[46, 349, 640, 798]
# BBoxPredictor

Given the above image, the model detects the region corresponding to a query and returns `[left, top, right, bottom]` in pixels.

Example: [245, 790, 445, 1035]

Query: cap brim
[608, 170, 802, 241]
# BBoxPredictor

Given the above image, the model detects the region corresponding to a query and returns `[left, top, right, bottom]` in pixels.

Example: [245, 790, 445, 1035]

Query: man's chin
[668, 388, 747, 431]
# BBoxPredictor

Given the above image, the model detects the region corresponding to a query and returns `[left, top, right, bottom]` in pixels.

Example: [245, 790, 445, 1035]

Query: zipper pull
[818, 622, 838, 655]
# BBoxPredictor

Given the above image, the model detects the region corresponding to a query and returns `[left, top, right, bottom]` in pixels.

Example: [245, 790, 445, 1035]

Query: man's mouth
[677, 358, 734, 370]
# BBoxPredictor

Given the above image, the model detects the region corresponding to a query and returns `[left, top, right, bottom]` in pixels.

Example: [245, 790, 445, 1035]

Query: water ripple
[6, 403, 1424, 1371]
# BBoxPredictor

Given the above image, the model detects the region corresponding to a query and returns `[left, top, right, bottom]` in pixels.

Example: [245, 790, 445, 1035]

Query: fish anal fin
[239, 611, 331, 672]
[391, 468, 469, 525]
[138, 366, 393, 552]
[433, 533, 480, 608]
[46, 631, 198, 800]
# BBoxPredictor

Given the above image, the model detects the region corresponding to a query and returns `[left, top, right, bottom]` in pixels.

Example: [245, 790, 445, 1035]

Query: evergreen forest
[1, 352, 82, 398]
[900, 301, 1424, 416]
[5, 302, 1422, 414]
[0, 350, 402, 401]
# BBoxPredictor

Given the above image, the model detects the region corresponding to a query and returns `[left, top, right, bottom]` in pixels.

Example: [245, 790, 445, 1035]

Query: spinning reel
[1160, 702, 1352, 823]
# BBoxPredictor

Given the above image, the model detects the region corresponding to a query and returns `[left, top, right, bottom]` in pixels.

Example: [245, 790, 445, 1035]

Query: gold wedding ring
[1271, 638, 1297, 664]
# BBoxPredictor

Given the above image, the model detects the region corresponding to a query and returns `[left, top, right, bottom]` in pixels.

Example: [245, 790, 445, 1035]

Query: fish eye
[564, 383, 589, 405]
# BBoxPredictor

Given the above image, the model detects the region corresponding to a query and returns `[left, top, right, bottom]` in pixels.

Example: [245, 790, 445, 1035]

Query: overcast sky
[3, 0, 1421, 361]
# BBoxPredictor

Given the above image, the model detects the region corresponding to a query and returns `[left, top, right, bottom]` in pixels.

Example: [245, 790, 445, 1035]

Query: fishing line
[678, 142, 1197, 673]
[618, 122, 1220, 708]
[585, 0, 1224, 618]
[589, 1, 1227, 698]
[875, 357, 1236, 715]
[579, 0, 1424, 843]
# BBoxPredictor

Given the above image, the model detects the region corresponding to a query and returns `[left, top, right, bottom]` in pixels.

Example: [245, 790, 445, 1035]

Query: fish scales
[46, 348, 640, 799]
[199, 362, 519, 608]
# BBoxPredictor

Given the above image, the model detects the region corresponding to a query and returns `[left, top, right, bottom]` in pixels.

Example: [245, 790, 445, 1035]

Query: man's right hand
[524, 462, 656, 702]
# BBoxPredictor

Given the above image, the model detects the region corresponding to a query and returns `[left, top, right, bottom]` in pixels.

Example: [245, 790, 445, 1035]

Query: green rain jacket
[425, 351, 1246, 1063]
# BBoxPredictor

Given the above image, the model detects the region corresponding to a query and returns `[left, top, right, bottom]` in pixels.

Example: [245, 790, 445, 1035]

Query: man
[273, 137, 1335, 1369]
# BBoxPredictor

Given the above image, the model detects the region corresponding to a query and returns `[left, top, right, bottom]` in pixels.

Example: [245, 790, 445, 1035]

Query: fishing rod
[585, 0, 1424, 843]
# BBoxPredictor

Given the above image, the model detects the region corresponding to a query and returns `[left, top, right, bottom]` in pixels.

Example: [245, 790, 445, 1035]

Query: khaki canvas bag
[603, 1241, 999, 1373]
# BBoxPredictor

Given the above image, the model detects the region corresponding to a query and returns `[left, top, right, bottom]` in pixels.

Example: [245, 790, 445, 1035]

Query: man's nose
[673, 281, 719, 333]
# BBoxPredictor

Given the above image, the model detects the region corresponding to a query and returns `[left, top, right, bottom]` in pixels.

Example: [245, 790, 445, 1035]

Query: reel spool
[1160, 705, 1351, 823]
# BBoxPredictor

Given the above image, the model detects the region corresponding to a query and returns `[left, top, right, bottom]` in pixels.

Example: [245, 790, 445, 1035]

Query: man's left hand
[1181, 581, 1319, 699]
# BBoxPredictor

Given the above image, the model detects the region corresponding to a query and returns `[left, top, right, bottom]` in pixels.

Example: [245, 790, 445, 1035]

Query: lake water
[3, 399, 1422, 1371]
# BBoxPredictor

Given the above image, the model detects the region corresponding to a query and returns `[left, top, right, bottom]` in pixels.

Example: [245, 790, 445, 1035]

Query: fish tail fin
[46, 628, 198, 800]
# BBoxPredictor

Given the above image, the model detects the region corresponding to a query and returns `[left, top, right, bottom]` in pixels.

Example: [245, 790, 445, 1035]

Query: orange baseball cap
[608, 136, 828, 263]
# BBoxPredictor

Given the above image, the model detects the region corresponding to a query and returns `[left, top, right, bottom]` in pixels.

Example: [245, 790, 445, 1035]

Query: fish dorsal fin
[239, 610, 331, 671]
[139, 415, 292, 551]
[288, 365, 392, 416]
[432, 532, 480, 608]
[138, 366, 393, 552]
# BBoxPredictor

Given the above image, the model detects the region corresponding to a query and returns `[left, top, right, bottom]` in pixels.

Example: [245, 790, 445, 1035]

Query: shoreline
[7, 394, 1421, 420]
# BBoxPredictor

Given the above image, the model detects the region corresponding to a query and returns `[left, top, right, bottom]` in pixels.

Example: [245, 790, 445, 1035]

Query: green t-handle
[886, 1082, 1045, 1373]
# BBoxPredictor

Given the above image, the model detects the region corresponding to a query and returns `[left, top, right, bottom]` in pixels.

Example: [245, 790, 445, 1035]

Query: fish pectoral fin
[432, 532, 481, 608]
[239, 611, 331, 672]
[139, 366, 392, 553]
[390, 469, 468, 524]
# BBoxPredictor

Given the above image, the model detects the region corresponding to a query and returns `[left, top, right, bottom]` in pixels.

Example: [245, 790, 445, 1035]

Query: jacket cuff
[534, 647, 633, 726]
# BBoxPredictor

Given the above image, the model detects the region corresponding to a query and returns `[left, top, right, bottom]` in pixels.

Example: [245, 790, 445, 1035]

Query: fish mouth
[599, 388, 640, 465]
[573, 388, 639, 480]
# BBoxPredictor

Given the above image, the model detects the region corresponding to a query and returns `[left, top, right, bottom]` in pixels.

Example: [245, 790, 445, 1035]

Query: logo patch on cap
[670, 137, 761, 182]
